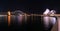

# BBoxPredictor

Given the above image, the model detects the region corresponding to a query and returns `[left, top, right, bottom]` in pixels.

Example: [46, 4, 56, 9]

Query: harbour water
[0, 15, 54, 31]
[8, 15, 53, 31]
[0, 15, 7, 31]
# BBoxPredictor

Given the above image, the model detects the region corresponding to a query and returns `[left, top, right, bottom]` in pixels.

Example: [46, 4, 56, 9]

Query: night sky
[0, 0, 60, 14]
[0, 0, 59, 31]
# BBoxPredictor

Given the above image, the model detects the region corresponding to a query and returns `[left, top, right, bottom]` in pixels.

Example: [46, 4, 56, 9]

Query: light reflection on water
[10, 15, 54, 31]
[0, 15, 55, 31]
[0, 15, 7, 31]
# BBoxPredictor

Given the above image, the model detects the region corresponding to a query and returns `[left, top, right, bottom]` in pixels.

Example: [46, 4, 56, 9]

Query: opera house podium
[49, 14, 60, 31]
[51, 15, 60, 31]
